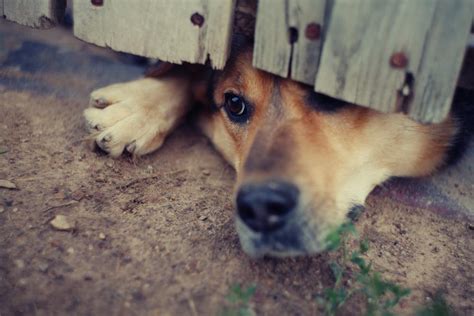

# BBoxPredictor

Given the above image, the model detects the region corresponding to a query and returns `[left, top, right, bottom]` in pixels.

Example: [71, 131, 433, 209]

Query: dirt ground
[0, 20, 473, 316]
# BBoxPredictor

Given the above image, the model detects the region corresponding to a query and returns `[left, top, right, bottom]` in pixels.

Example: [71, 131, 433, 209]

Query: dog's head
[198, 38, 456, 257]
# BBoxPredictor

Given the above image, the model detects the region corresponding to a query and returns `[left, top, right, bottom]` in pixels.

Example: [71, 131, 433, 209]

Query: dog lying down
[84, 37, 473, 258]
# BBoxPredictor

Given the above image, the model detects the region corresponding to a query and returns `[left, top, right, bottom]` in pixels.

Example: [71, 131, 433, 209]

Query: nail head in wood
[390, 52, 408, 68]
[190, 13, 205, 27]
[305, 23, 321, 40]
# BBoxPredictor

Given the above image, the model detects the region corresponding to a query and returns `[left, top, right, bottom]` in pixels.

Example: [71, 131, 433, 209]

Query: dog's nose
[236, 181, 299, 233]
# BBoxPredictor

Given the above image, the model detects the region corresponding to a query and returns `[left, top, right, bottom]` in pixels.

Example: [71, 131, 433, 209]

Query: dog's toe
[89, 97, 110, 109]
[84, 78, 191, 158]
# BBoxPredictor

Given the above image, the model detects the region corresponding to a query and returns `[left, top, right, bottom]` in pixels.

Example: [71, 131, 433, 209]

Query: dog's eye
[224, 93, 250, 123]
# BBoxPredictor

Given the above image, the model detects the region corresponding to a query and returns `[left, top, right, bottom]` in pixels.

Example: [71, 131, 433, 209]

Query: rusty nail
[91, 0, 104, 6]
[190, 13, 205, 27]
[305, 23, 321, 40]
[390, 52, 408, 68]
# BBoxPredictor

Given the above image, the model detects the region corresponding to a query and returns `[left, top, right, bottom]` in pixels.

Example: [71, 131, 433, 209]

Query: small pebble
[202, 169, 211, 176]
[99, 232, 106, 240]
[38, 262, 49, 273]
[14, 259, 25, 269]
[0, 179, 17, 189]
[198, 215, 208, 221]
[12, 207, 18, 213]
[67, 247, 75, 254]
[50, 215, 75, 231]
[0, 207, 4, 213]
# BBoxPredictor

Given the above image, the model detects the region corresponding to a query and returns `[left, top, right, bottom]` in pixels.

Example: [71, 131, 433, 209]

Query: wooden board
[253, 0, 326, 84]
[73, 0, 235, 69]
[408, 0, 474, 122]
[315, 0, 473, 123]
[2, 0, 65, 28]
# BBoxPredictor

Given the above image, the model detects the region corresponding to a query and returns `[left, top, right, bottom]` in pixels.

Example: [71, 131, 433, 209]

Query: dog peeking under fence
[84, 36, 473, 257]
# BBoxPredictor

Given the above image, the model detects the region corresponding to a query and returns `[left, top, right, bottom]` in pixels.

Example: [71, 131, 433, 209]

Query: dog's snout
[236, 181, 299, 233]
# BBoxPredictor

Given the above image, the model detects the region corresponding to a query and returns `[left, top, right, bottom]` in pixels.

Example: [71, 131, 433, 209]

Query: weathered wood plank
[408, 0, 473, 122]
[253, 0, 290, 78]
[253, 0, 326, 84]
[315, 0, 473, 123]
[289, 0, 326, 84]
[73, 0, 235, 69]
[315, 1, 435, 114]
[3, 0, 65, 29]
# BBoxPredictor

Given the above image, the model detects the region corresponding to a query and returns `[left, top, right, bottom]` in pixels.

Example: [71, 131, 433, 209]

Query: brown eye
[224, 93, 250, 123]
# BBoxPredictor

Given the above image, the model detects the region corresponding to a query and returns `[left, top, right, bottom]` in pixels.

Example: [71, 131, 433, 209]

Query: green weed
[416, 293, 453, 316]
[317, 222, 411, 316]
[220, 283, 257, 316]
[220, 224, 454, 316]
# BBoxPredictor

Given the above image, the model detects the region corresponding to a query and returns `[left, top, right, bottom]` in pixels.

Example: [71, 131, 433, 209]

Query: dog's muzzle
[236, 180, 299, 233]
[235, 180, 321, 257]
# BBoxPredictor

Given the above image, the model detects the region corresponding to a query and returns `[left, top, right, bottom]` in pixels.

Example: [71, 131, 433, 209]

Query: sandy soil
[0, 20, 473, 315]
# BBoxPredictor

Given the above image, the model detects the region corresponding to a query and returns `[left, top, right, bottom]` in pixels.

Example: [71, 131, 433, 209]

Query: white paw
[84, 77, 190, 157]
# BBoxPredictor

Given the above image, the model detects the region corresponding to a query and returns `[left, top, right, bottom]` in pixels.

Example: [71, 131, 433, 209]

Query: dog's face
[199, 48, 454, 257]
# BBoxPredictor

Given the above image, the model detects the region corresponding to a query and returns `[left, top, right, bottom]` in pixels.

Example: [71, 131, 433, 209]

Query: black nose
[236, 181, 299, 233]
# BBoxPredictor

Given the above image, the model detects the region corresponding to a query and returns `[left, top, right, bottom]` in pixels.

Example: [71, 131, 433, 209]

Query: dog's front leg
[83, 74, 192, 157]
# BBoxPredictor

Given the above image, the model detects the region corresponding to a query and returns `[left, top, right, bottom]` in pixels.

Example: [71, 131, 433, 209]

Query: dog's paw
[84, 77, 190, 157]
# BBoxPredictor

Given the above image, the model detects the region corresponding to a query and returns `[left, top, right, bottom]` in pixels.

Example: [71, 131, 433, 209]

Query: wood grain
[289, 0, 326, 84]
[253, 0, 326, 84]
[73, 0, 235, 69]
[315, 0, 473, 123]
[408, 0, 473, 122]
[253, 0, 290, 78]
[3, 0, 65, 28]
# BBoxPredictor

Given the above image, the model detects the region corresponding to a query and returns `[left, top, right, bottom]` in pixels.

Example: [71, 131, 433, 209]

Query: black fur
[444, 88, 474, 166]
[305, 90, 350, 113]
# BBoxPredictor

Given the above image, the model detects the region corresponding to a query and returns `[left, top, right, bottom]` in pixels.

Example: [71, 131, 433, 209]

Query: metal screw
[305, 23, 321, 40]
[190, 13, 205, 27]
[390, 52, 408, 68]
[91, 0, 104, 6]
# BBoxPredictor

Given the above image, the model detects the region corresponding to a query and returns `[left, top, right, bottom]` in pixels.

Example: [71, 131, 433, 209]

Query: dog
[84, 36, 472, 258]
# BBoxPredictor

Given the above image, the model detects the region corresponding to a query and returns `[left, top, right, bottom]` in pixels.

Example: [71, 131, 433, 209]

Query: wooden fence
[2, 0, 473, 123]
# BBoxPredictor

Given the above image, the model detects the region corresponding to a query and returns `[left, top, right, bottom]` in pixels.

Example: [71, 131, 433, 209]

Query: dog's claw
[94, 124, 104, 131]
[126, 141, 136, 154]
[90, 97, 110, 108]
[96, 134, 112, 152]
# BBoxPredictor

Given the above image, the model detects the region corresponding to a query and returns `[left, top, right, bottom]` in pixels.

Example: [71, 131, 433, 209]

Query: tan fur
[84, 75, 191, 157]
